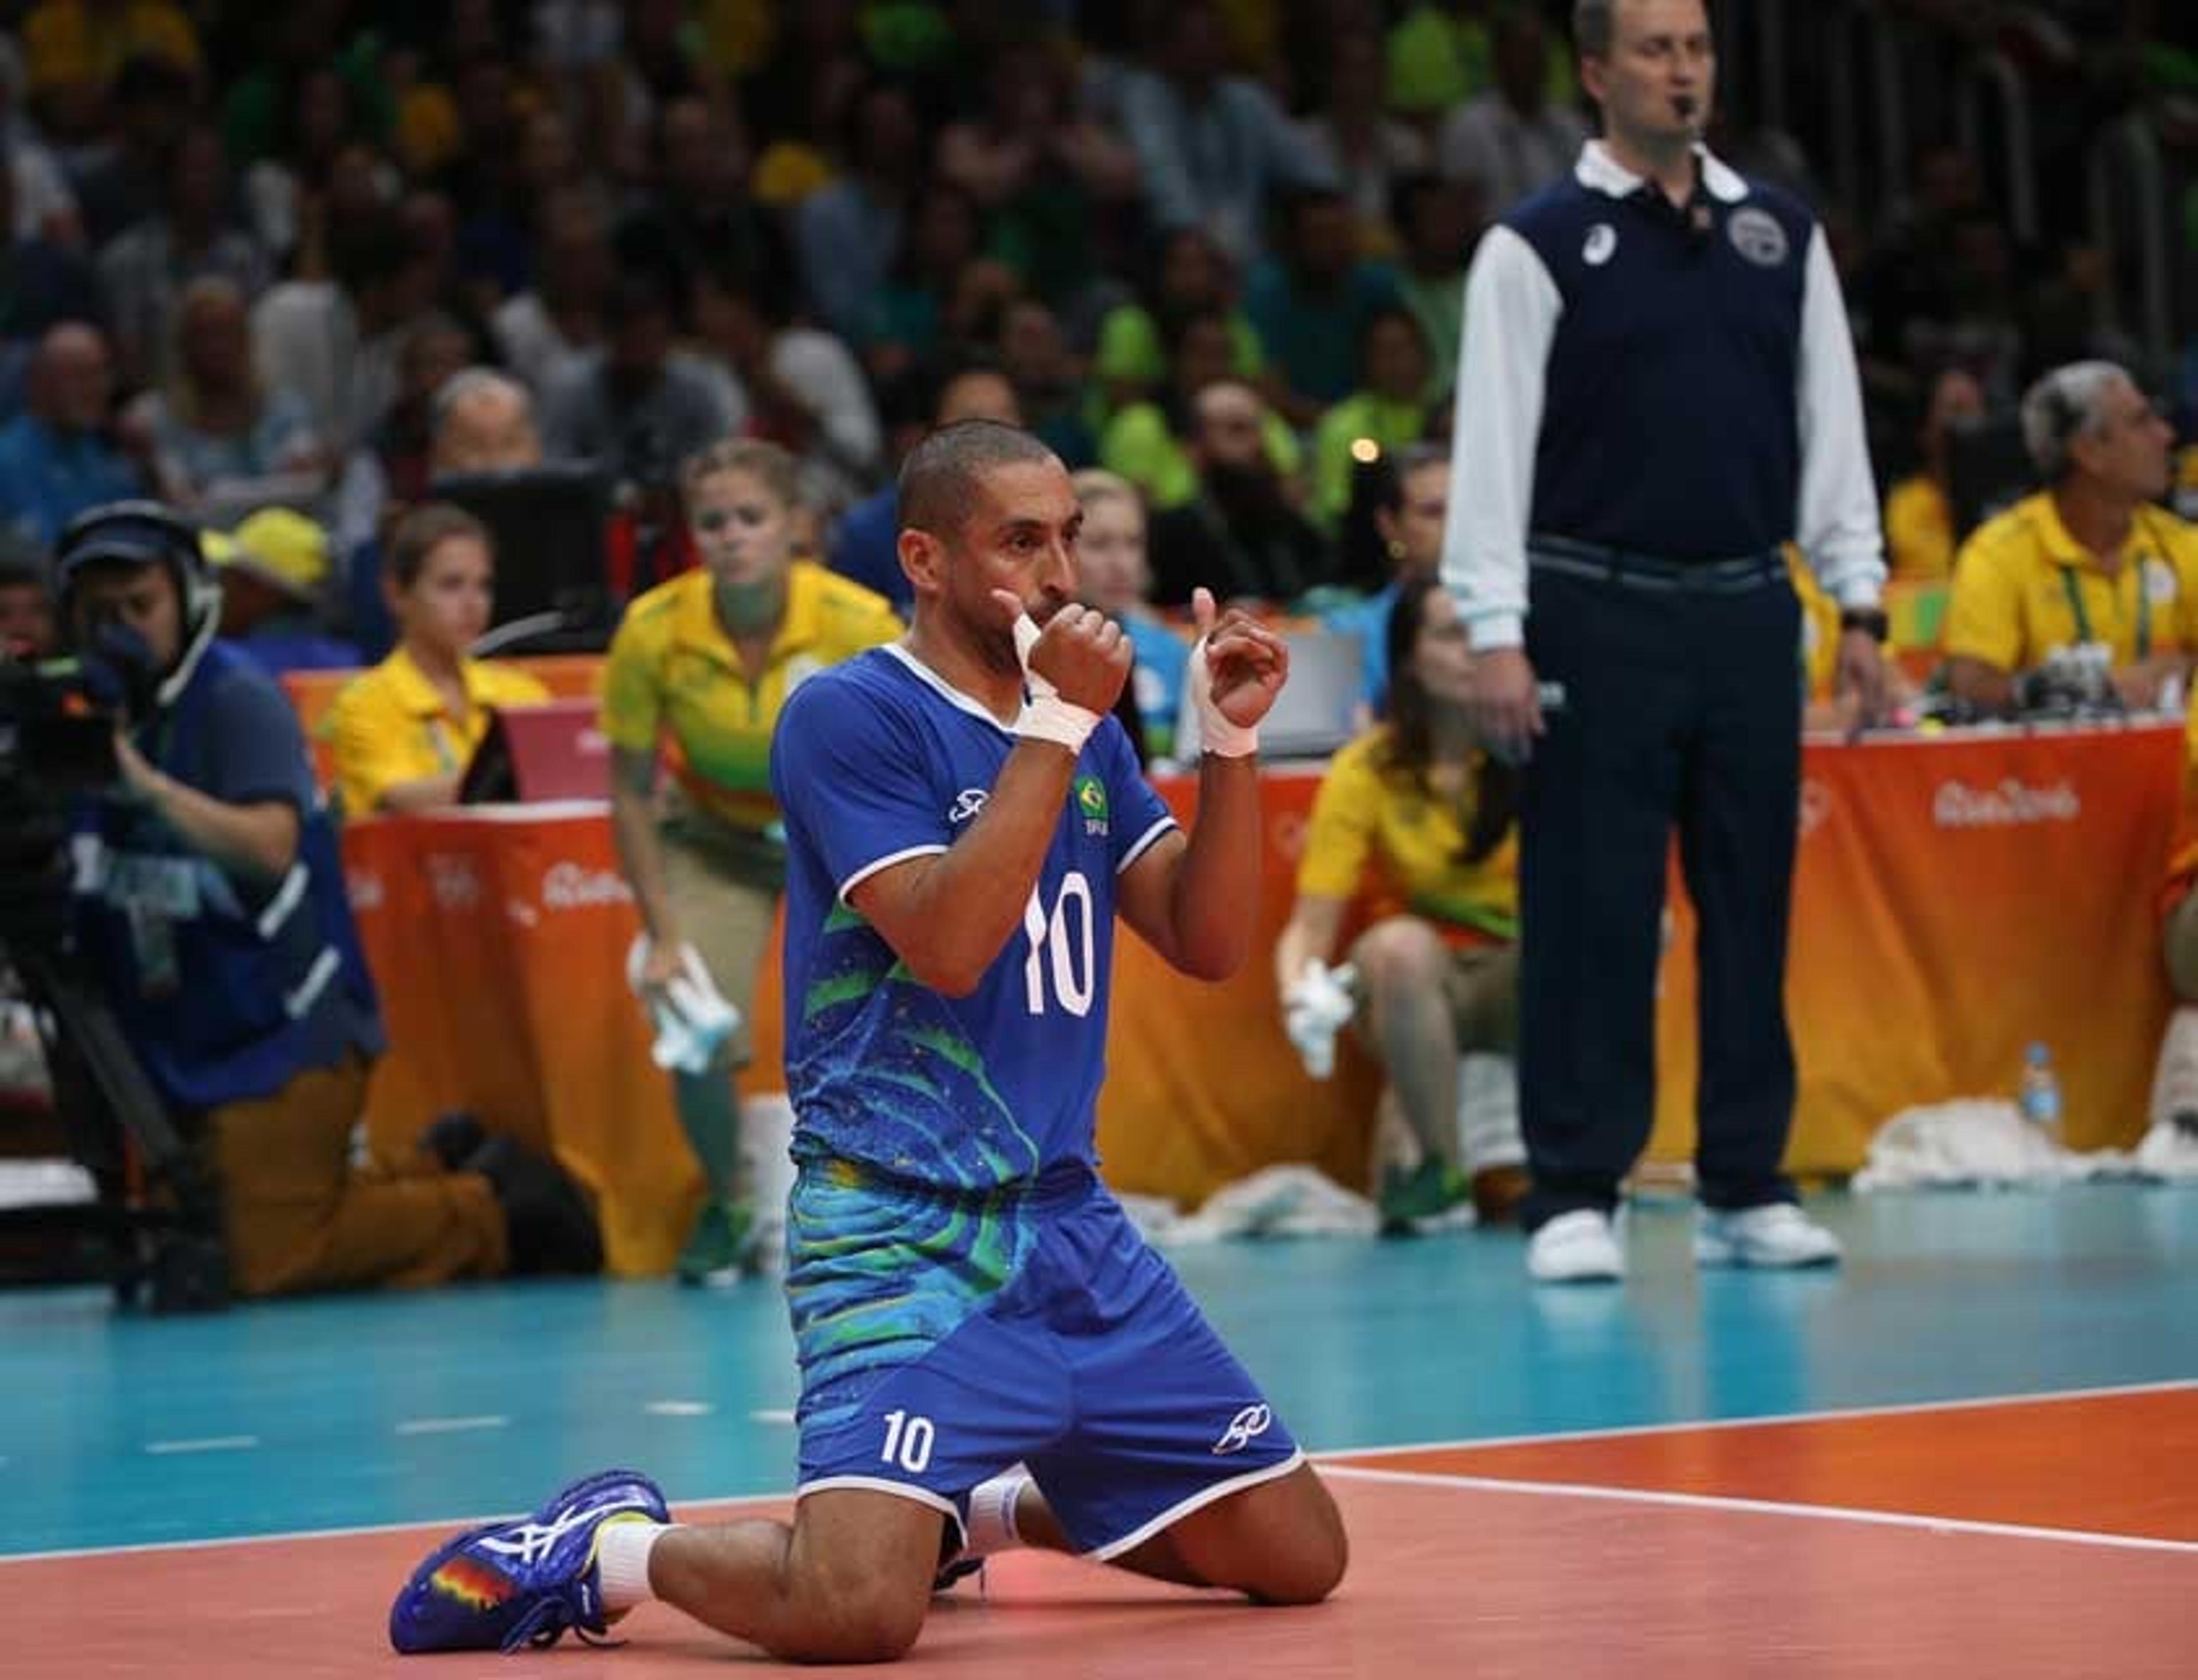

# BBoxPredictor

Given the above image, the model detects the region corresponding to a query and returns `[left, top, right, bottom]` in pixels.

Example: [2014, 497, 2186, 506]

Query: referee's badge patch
[1728, 207, 1789, 267]
[1582, 223, 1617, 266]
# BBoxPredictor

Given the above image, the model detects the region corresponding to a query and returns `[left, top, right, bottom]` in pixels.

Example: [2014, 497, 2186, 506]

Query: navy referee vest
[1509, 173, 1814, 560]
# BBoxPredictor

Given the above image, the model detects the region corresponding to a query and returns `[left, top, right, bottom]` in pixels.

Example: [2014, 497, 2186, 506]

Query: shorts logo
[1212, 1402, 1273, 1455]
[1073, 773, 1110, 836]
[948, 789, 989, 824]
[1583, 223, 1617, 266]
[1728, 207, 1789, 267]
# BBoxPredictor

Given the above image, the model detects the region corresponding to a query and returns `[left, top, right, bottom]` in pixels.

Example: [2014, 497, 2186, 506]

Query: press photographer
[53, 501, 594, 1300]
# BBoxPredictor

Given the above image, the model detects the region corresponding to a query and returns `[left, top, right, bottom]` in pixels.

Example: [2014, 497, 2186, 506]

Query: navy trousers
[1517, 552, 1803, 1230]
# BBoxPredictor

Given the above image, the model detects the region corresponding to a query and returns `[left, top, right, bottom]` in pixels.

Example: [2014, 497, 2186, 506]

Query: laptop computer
[1173, 628, 1364, 763]
[458, 698, 612, 804]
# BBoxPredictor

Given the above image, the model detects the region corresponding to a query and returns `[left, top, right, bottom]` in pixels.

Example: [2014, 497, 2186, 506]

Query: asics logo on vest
[1211, 1403, 1272, 1455]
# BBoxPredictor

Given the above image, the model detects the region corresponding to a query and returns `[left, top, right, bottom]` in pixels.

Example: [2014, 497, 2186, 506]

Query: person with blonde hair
[1070, 468, 1188, 757]
[600, 437, 902, 1283]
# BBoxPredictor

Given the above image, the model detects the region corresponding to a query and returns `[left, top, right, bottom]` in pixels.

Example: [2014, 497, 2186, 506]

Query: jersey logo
[948, 789, 989, 824]
[1072, 773, 1110, 836]
[1582, 223, 1617, 267]
[1727, 206, 1789, 267]
[1211, 1402, 1273, 1455]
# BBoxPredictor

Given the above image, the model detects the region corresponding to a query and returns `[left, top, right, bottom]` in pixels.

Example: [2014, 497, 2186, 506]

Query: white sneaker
[1525, 1208, 1625, 1283]
[1694, 1203, 1842, 1268]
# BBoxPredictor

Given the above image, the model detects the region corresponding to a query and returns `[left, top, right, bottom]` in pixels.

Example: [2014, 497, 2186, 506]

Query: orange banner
[339, 724, 2183, 1274]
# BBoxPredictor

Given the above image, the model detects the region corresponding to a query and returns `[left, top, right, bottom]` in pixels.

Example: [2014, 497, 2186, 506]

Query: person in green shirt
[1312, 305, 1436, 531]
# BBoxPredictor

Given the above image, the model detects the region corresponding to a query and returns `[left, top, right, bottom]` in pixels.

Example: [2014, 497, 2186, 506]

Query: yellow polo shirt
[599, 562, 903, 833]
[1883, 473, 1956, 582]
[1943, 491, 2198, 674]
[1295, 729, 1518, 943]
[324, 647, 551, 817]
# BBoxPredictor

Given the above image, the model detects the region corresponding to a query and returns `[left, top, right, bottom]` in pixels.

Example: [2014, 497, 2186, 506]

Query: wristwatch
[1838, 607, 1890, 643]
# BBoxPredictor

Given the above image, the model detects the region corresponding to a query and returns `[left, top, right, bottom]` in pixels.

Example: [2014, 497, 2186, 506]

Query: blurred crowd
[0, 0, 2190, 679]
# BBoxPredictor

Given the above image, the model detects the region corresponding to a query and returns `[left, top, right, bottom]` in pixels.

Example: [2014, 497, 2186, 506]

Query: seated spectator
[72, 50, 193, 248]
[1072, 469, 1187, 759]
[323, 502, 550, 816]
[1243, 186, 1405, 428]
[1390, 171, 1481, 407]
[202, 506, 359, 675]
[1294, 27, 1429, 254]
[1145, 379, 1330, 608]
[1884, 367, 1986, 583]
[1115, 0, 1332, 267]
[1274, 574, 1525, 1230]
[793, 80, 927, 342]
[601, 438, 902, 1282]
[934, 34, 1141, 314]
[1099, 308, 1300, 512]
[0, 322, 143, 545]
[537, 271, 745, 498]
[1435, 8, 1590, 215]
[1321, 442, 1450, 714]
[23, 0, 201, 147]
[95, 124, 270, 394]
[491, 185, 613, 398]
[997, 298, 1096, 471]
[53, 501, 590, 1300]
[370, 312, 475, 508]
[0, 147, 101, 416]
[616, 94, 797, 332]
[691, 263, 881, 515]
[1944, 361, 2198, 716]
[430, 366, 544, 477]
[242, 64, 371, 267]
[1089, 225, 1266, 422]
[1311, 306, 1434, 533]
[829, 361, 1022, 614]
[858, 180, 987, 385]
[0, 537, 57, 655]
[125, 276, 328, 523]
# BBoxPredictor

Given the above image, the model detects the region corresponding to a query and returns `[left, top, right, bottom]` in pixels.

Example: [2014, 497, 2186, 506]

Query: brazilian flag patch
[1073, 773, 1109, 835]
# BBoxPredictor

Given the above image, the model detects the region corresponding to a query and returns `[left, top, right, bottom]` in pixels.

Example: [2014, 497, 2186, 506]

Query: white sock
[595, 1517, 671, 1610]
[963, 1469, 1032, 1556]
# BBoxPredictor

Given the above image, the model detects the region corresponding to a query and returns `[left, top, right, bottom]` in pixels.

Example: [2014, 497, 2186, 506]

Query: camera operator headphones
[53, 500, 223, 710]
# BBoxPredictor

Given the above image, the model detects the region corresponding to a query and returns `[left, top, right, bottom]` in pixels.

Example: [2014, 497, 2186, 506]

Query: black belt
[1528, 533, 1786, 593]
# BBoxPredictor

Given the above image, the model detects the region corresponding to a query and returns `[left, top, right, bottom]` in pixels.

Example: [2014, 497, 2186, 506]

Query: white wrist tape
[1187, 637, 1259, 757]
[1007, 610, 1102, 752]
[1015, 691, 1102, 752]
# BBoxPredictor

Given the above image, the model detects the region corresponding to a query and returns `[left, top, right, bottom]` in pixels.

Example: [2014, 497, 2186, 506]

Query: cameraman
[53, 501, 519, 1299]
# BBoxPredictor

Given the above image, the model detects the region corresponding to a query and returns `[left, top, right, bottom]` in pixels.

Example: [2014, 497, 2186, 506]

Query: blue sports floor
[6, 1185, 2196, 1675]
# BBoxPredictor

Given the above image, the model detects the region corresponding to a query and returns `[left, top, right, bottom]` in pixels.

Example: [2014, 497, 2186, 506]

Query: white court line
[750, 1409, 796, 1425]
[1321, 1463, 2198, 1556]
[1317, 1376, 2198, 1460]
[644, 1400, 714, 1417]
[393, 1416, 508, 1436]
[143, 1437, 259, 1456]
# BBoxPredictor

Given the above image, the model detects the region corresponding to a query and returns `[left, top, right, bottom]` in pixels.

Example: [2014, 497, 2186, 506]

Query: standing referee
[1444, 0, 1889, 1282]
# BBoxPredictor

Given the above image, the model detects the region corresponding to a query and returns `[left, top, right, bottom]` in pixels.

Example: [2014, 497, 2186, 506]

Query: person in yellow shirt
[1882, 367, 1984, 583]
[1945, 360, 2198, 716]
[1274, 573, 1525, 1231]
[601, 438, 902, 1283]
[323, 504, 551, 817]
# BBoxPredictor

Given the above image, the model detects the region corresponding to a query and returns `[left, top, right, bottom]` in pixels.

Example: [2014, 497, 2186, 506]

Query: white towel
[625, 935, 741, 1074]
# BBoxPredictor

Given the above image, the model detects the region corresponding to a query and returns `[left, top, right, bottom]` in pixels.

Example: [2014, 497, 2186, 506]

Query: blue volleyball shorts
[787, 1160, 1303, 1559]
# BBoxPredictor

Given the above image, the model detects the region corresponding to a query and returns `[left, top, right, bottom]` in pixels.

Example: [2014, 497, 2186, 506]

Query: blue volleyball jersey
[769, 644, 1177, 1191]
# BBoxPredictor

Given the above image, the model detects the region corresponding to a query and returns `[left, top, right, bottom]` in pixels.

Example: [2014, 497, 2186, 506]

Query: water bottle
[2018, 1042, 2064, 1152]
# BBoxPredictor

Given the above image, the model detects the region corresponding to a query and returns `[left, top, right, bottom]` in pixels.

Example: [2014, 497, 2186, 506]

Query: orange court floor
[6, 1183, 2195, 1677]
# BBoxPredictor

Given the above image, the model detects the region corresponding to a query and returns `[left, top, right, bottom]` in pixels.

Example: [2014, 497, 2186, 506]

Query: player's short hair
[678, 437, 802, 511]
[898, 420, 1057, 543]
[1574, 1, 1712, 59]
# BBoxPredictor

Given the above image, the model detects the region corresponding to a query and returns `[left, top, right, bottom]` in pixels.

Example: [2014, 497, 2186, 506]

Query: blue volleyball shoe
[389, 1469, 670, 1654]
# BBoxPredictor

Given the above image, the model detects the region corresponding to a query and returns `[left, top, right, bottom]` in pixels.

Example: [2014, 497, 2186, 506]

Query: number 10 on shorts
[880, 1409, 936, 1473]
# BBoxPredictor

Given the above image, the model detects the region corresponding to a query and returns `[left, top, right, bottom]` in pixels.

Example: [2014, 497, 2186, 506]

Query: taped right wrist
[1015, 691, 1101, 753]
